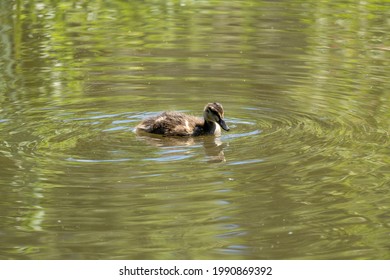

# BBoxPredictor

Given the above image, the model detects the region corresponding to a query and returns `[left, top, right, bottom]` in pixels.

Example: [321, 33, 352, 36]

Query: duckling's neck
[204, 120, 221, 136]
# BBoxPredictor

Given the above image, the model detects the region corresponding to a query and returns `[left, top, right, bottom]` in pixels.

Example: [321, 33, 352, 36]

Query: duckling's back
[136, 112, 202, 136]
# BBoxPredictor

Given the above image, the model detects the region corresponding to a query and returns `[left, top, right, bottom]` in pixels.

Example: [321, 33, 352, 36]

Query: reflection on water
[1, 0, 390, 259]
[136, 133, 228, 163]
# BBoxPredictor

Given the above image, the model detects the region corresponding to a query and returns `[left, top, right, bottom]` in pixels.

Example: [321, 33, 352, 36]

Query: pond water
[1, 0, 389, 260]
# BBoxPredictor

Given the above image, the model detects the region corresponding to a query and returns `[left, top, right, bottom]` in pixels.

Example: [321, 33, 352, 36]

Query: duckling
[136, 102, 230, 136]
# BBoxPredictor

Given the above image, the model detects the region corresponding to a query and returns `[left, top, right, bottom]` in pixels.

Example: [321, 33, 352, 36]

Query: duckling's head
[203, 102, 230, 131]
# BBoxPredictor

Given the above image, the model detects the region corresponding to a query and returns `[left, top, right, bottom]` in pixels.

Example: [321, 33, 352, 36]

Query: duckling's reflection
[136, 132, 227, 163]
[203, 137, 228, 163]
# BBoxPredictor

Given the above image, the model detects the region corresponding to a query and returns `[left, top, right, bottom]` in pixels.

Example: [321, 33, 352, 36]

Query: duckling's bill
[218, 119, 230, 131]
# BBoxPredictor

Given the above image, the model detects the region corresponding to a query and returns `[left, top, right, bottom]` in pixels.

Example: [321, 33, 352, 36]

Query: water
[1, 0, 389, 259]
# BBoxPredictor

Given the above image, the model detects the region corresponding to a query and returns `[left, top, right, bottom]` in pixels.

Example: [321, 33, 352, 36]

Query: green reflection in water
[0, 0, 389, 259]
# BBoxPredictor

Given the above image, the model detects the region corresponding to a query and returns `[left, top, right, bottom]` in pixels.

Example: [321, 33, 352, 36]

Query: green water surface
[0, 0, 389, 259]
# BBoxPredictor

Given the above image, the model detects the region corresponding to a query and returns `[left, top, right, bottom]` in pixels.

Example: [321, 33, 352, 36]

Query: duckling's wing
[159, 112, 201, 136]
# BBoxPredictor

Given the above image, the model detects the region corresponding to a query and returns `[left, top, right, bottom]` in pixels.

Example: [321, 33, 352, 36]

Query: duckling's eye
[209, 108, 218, 115]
